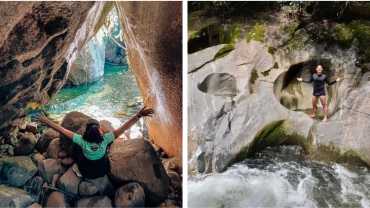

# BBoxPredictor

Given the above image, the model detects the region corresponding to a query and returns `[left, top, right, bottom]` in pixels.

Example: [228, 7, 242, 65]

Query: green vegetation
[224, 21, 242, 44]
[333, 21, 370, 63]
[274, 62, 279, 68]
[213, 44, 235, 61]
[250, 69, 259, 84]
[261, 69, 271, 77]
[246, 23, 265, 43]
[268, 47, 276, 54]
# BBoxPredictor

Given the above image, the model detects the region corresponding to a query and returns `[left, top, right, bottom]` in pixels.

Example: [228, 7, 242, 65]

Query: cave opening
[273, 59, 341, 118]
[44, 7, 145, 140]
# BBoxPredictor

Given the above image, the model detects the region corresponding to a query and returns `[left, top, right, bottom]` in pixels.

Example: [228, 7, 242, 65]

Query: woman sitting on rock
[37, 106, 154, 180]
[297, 65, 342, 122]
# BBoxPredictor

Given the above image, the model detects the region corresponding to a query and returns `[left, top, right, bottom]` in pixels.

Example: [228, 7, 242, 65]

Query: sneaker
[72, 163, 83, 178]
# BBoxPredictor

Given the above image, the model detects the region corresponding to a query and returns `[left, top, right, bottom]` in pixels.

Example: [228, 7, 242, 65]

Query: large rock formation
[188, 13, 370, 173]
[105, 8, 127, 66]
[108, 139, 169, 206]
[0, 1, 114, 132]
[0, 185, 35, 208]
[67, 28, 105, 85]
[116, 2, 182, 157]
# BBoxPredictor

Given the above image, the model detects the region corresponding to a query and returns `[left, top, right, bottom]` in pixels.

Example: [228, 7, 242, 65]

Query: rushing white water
[188, 146, 370, 208]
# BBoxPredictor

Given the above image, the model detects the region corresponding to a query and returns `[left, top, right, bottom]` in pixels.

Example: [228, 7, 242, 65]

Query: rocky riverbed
[0, 111, 182, 207]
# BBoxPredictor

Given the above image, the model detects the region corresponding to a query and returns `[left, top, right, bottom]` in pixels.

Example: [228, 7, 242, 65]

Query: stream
[188, 146, 370, 208]
[44, 65, 145, 139]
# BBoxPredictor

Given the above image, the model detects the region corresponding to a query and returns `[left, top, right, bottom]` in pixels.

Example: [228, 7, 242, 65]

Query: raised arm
[113, 106, 154, 139]
[325, 77, 342, 85]
[37, 113, 75, 140]
[297, 76, 313, 83]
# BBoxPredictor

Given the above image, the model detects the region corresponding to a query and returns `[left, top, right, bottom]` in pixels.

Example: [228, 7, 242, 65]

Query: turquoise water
[44, 66, 145, 138]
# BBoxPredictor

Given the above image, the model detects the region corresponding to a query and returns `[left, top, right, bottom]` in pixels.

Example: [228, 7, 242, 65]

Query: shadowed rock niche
[274, 59, 340, 113]
[197, 73, 237, 97]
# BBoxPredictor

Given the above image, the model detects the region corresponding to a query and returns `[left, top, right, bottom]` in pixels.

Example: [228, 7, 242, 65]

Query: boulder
[29, 176, 43, 195]
[8, 145, 14, 155]
[163, 157, 182, 175]
[19, 117, 31, 131]
[76, 195, 112, 208]
[58, 151, 68, 158]
[114, 183, 145, 208]
[26, 124, 38, 134]
[0, 156, 37, 187]
[79, 175, 115, 198]
[0, 185, 35, 208]
[14, 133, 36, 156]
[6, 136, 18, 146]
[38, 159, 62, 183]
[59, 157, 75, 166]
[44, 191, 69, 208]
[167, 170, 182, 190]
[117, 2, 182, 157]
[157, 199, 180, 207]
[46, 138, 62, 159]
[27, 203, 42, 208]
[31, 153, 46, 167]
[108, 139, 169, 206]
[35, 128, 59, 154]
[51, 174, 61, 188]
[59, 112, 110, 157]
[57, 166, 83, 196]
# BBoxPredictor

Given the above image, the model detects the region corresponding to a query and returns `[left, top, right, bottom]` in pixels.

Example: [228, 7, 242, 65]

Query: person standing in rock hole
[37, 106, 154, 180]
[297, 65, 342, 122]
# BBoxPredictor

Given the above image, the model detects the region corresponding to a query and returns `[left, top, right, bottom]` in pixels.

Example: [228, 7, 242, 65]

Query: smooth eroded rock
[31, 153, 46, 167]
[46, 138, 62, 159]
[0, 156, 37, 187]
[14, 133, 36, 156]
[79, 175, 115, 198]
[0, 185, 35, 208]
[114, 183, 145, 208]
[108, 139, 169, 206]
[36, 128, 59, 154]
[44, 191, 69, 208]
[38, 159, 62, 183]
[57, 166, 82, 195]
[76, 195, 112, 208]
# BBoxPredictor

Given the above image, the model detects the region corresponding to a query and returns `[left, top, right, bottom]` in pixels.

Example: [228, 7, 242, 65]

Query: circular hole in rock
[273, 59, 341, 115]
[197, 73, 237, 97]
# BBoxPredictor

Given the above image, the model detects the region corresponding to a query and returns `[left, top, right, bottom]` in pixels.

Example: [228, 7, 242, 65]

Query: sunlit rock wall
[116, 2, 182, 157]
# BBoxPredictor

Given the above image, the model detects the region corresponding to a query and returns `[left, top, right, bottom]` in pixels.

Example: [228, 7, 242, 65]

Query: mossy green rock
[213, 44, 235, 61]
[0, 185, 35, 207]
[0, 156, 37, 187]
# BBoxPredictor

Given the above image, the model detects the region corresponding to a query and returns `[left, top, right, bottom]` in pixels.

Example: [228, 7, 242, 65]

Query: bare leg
[310, 96, 318, 118]
[319, 96, 328, 122]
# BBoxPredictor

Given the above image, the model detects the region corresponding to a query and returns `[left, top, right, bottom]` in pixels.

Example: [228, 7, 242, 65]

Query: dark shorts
[76, 145, 110, 179]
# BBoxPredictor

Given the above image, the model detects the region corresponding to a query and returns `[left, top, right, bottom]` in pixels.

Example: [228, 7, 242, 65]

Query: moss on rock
[213, 44, 235, 61]
[246, 23, 265, 43]
[261, 69, 271, 77]
[250, 69, 259, 84]
[274, 62, 279, 68]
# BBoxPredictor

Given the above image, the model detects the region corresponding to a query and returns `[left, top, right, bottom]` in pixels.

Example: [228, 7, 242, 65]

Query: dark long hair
[83, 125, 104, 144]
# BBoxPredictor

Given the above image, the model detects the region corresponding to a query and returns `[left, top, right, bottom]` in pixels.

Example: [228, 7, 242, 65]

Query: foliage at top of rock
[246, 23, 265, 43]
[213, 44, 235, 61]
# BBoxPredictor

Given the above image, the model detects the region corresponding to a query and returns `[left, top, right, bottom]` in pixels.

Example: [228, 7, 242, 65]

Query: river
[44, 65, 145, 139]
[188, 145, 370, 208]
